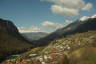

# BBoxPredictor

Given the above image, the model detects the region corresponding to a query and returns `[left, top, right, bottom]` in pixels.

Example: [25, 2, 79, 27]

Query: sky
[0, 0, 96, 33]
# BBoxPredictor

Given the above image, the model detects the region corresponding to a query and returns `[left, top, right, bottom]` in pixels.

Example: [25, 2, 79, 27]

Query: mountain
[0, 19, 32, 62]
[2, 30, 96, 64]
[1, 15, 96, 64]
[35, 16, 96, 46]
[21, 32, 48, 41]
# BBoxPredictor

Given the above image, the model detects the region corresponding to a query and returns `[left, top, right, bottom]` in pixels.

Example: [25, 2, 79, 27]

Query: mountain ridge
[0, 18, 32, 62]
[34, 17, 96, 46]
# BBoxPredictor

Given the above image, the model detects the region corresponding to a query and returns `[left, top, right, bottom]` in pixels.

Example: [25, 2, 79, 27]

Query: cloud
[42, 21, 64, 28]
[18, 26, 41, 33]
[64, 20, 73, 24]
[18, 26, 53, 33]
[51, 5, 79, 17]
[80, 14, 96, 21]
[63, 20, 73, 26]
[80, 16, 90, 21]
[41, 0, 93, 17]
[82, 3, 93, 11]
[42, 0, 85, 9]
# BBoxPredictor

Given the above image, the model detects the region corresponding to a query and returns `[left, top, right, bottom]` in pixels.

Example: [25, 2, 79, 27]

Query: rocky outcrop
[0, 19, 18, 33]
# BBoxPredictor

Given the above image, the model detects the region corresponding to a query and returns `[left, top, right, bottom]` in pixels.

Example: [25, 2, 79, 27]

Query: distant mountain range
[0, 19, 32, 62]
[21, 32, 48, 41]
[35, 15, 96, 46]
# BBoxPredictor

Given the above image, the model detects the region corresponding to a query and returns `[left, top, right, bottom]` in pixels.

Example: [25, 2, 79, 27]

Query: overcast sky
[0, 0, 96, 33]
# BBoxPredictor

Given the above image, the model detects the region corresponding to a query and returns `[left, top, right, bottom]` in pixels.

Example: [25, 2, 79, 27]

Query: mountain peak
[0, 18, 18, 33]
[91, 14, 96, 18]
[79, 14, 96, 21]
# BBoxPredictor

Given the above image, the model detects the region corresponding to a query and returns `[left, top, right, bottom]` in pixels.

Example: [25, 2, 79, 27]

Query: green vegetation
[69, 47, 96, 64]
[0, 31, 32, 62]
[0, 19, 32, 62]
[2, 30, 96, 64]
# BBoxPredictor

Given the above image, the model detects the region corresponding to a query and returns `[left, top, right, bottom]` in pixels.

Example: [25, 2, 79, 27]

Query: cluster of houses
[2, 34, 95, 64]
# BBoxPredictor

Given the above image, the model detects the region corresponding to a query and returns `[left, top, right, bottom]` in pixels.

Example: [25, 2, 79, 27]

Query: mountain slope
[69, 47, 96, 64]
[1, 15, 96, 64]
[35, 17, 96, 46]
[2, 30, 96, 64]
[0, 19, 32, 62]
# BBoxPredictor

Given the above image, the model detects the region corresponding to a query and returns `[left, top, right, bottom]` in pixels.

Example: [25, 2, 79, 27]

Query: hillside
[2, 30, 96, 64]
[0, 19, 32, 62]
[35, 17, 96, 46]
[1, 15, 96, 64]
[2, 15, 96, 64]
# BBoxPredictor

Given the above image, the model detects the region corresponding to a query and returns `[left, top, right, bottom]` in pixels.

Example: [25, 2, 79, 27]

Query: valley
[1, 15, 96, 64]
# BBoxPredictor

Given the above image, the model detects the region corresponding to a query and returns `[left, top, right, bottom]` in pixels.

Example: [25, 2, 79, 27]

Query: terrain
[1, 15, 96, 64]
[2, 30, 96, 64]
[0, 19, 32, 62]
[35, 16, 96, 46]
